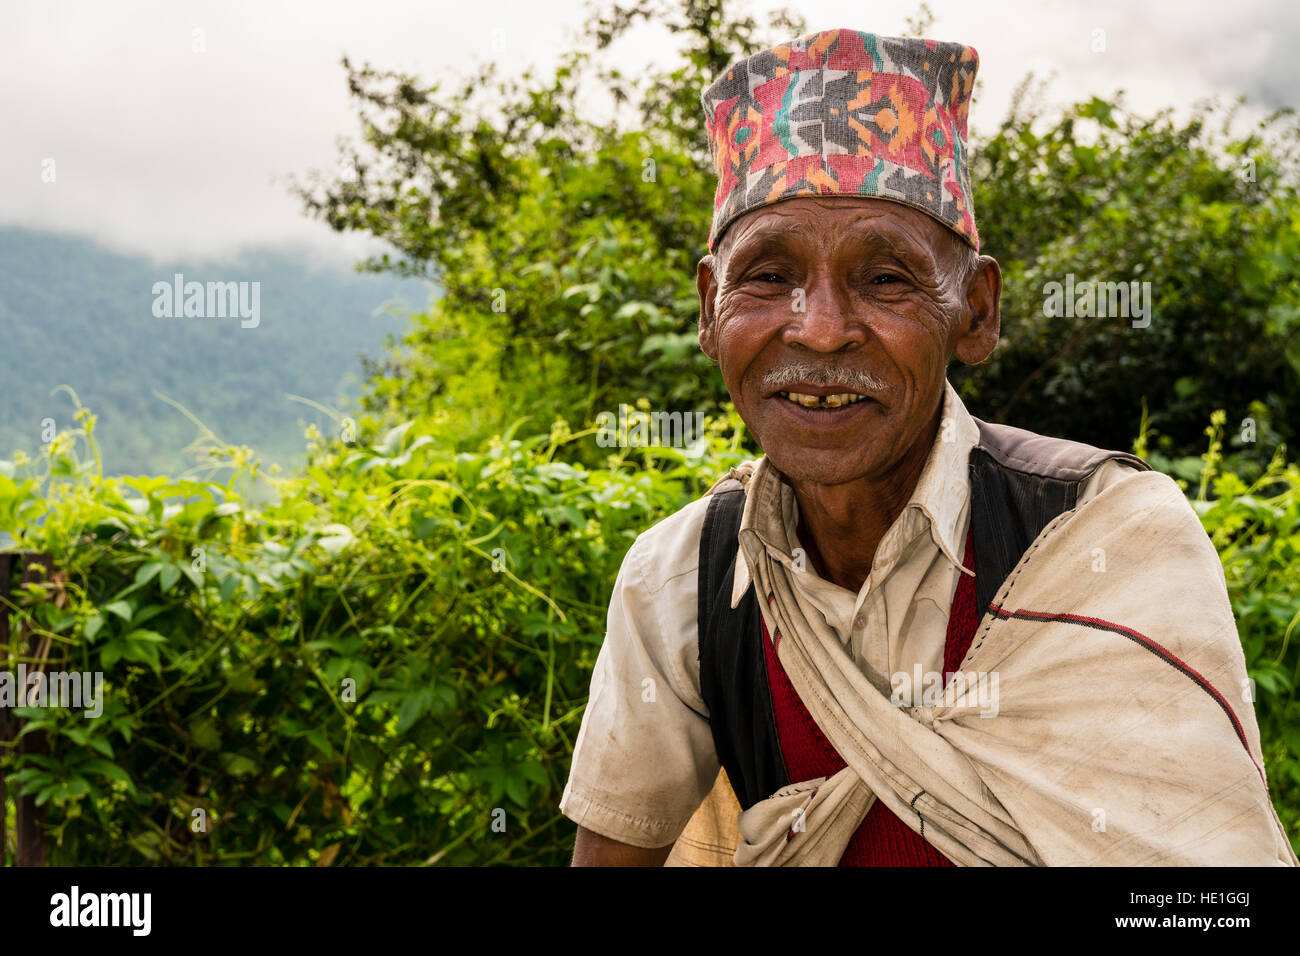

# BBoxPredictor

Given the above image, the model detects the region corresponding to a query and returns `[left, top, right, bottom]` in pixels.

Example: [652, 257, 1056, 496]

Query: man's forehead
[720, 198, 947, 260]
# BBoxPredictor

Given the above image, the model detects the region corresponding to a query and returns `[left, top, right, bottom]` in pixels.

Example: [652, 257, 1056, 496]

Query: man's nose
[781, 281, 867, 353]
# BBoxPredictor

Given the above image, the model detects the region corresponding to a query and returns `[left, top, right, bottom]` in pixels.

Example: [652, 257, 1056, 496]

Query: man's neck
[788, 405, 942, 593]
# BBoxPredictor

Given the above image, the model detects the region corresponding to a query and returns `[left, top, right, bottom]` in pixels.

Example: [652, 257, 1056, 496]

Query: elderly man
[559, 28, 1297, 866]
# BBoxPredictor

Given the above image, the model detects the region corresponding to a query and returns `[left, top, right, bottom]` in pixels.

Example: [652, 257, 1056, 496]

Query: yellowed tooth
[825, 394, 843, 407]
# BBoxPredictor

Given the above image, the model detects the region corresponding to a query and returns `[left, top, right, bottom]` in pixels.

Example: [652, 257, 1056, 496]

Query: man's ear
[953, 255, 1001, 366]
[696, 253, 720, 362]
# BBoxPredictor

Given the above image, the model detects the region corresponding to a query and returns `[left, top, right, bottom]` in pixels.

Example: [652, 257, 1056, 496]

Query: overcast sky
[2, 0, 1295, 264]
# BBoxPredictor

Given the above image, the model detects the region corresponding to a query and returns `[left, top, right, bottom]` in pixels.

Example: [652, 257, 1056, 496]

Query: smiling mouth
[777, 390, 872, 409]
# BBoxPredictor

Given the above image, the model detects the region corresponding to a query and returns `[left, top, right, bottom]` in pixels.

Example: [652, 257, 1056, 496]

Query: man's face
[697, 196, 1000, 487]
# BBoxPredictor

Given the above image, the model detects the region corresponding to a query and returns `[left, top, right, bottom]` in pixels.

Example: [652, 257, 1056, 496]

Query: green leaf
[505, 773, 528, 808]
[81, 759, 135, 792]
[518, 761, 548, 786]
[101, 642, 123, 670]
[397, 694, 426, 733]
[305, 729, 333, 757]
[378, 421, 414, 456]
[134, 562, 163, 586]
[190, 717, 222, 751]
[223, 754, 259, 777]
[181, 564, 205, 589]
[124, 628, 168, 644]
[103, 600, 133, 622]
[316, 523, 355, 556]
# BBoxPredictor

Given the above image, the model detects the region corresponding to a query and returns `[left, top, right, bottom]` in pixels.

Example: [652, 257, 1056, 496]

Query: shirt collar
[730, 378, 979, 608]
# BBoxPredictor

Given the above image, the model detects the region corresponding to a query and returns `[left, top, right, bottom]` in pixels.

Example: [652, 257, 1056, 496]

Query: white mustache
[761, 364, 891, 395]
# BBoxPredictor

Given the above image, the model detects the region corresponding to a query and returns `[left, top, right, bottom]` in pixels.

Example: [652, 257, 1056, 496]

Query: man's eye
[872, 273, 903, 285]
[755, 272, 786, 283]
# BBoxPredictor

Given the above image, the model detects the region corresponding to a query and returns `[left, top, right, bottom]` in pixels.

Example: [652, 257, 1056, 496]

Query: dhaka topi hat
[701, 28, 980, 253]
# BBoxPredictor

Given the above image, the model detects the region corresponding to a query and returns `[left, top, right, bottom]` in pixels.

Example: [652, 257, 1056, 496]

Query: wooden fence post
[0, 552, 58, 867]
[0, 551, 12, 866]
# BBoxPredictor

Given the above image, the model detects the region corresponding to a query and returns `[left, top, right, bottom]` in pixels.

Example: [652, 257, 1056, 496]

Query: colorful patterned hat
[702, 29, 980, 252]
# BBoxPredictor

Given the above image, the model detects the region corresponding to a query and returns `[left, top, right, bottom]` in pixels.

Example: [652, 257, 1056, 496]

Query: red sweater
[760, 528, 978, 866]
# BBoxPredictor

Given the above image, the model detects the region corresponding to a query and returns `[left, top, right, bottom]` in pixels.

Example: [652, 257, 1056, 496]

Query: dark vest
[696, 417, 1149, 833]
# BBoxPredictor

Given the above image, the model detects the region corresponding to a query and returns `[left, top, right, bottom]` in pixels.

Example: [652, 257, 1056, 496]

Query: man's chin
[753, 410, 893, 486]
[763, 447, 877, 487]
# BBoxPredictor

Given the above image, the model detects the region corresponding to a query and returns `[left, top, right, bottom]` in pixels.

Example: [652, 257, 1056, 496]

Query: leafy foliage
[289, 1, 807, 450]
[2, 404, 749, 865]
[293, 7, 1300, 472]
[1189, 414, 1300, 844]
[957, 89, 1300, 472]
[5, 401, 1297, 863]
[5, 0, 1298, 865]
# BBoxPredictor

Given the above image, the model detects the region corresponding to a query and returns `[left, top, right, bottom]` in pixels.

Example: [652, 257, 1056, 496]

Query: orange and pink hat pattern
[701, 29, 980, 252]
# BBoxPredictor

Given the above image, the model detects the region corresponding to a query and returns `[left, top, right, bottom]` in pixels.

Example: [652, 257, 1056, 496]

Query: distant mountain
[0, 228, 432, 477]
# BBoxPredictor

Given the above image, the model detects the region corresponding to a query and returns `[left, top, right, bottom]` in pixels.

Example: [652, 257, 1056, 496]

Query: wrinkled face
[697, 196, 999, 487]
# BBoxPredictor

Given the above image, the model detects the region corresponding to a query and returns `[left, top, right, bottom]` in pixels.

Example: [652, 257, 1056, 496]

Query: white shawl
[731, 470, 1296, 866]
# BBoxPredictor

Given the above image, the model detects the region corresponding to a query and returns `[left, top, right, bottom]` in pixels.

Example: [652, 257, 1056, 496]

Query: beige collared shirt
[559, 380, 1140, 848]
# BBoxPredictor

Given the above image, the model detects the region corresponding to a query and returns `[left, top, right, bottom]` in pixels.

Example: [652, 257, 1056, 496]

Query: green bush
[957, 91, 1300, 470]
[4, 402, 1297, 864]
[296, 2, 1300, 467]
[1188, 413, 1300, 844]
[1, 403, 748, 865]
[5, 0, 1296, 866]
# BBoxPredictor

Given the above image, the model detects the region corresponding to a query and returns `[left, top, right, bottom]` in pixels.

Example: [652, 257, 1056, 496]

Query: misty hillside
[0, 227, 431, 476]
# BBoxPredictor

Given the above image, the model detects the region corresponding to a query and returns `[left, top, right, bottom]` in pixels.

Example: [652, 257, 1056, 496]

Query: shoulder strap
[969, 417, 1150, 618]
[697, 481, 789, 810]
[696, 479, 744, 649]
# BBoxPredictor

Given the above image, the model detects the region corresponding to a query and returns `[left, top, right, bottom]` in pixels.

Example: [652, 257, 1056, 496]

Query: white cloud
[1, 0, 1293, 261]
